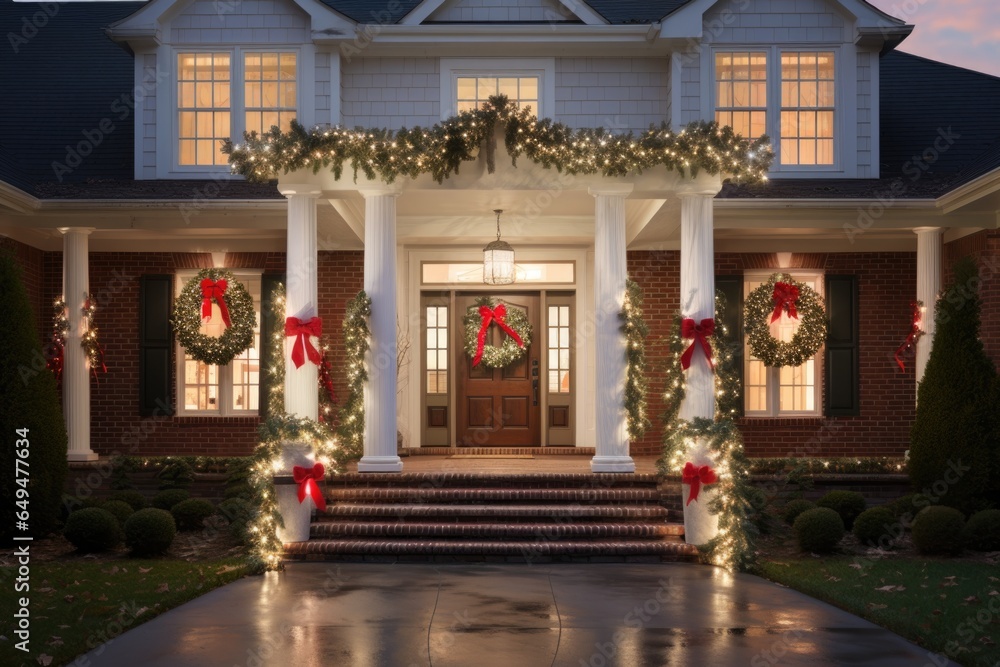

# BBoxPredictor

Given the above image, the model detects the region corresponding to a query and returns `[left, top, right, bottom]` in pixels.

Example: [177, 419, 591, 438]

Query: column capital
[676, 190, 718, 200]
[588, 184, 633, 198]
[913, 226, 943, 236]
[279, 185, 322, 198]
[359, 184, 404, 199]
[58, 227, 95, 236]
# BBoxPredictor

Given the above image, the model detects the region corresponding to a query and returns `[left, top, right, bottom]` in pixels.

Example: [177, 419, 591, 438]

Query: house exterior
[2, 0, 999, 471]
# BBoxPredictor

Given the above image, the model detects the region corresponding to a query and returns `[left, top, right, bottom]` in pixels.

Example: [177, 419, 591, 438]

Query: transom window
[744, 272, 823, 416]
[781, 52, 835, 166]
[456, 76, 539, 114]
[714, 52, 767, 139]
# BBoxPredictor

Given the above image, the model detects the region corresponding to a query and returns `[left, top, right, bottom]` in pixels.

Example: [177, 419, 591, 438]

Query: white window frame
[743, 269, 825, 418]
[164, 46, 304, 177]
[710, 45, 849, 176]
[174, 269, 263, 417]
[439, 57, 555, 119]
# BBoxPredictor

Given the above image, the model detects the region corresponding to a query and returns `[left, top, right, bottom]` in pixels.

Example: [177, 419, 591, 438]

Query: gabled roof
[320, 0, 692, 24]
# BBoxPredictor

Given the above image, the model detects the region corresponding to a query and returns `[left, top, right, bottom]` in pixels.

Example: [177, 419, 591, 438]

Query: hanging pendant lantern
[483, 209, 516, 285]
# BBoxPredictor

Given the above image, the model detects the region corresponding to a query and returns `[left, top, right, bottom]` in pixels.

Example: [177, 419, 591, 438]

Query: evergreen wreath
[172, 268, 255, 366]
[744, 272, 827, 367]
[463, 296, 533, 369]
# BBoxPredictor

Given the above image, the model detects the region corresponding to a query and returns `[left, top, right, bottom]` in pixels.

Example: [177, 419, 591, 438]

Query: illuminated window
[548, 305, 571, 393]
[244, 52, 297, 136]
[176, 273, 261, 415]
[744, 273, 822, 416]
[714, 52, 767, 139]
[456, 76, 539, 114]
[178, 52, 231, 166]
[426, 306, 448, 394]
[781, 52, 835, 166]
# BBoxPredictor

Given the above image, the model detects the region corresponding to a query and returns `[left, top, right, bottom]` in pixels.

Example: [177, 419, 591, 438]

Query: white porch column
[281, 186, 322, 420]
[914, 227, 943, 391]
[358, 188, 403, 472]
[589, 185, 635, 474]
[60, 228, 97, 461]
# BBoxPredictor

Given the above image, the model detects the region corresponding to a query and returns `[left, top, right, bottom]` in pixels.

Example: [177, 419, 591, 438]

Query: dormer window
[780, 52, 835, 166]
[440, 58, 554, 118]
[456, 76, 538, 114]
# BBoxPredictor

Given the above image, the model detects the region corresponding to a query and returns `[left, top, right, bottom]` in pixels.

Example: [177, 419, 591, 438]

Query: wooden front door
[456, 293, 540, 446]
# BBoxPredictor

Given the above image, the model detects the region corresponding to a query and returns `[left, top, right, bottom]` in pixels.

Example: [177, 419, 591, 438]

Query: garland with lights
[172, 268, 255, 366]
[621, 278, 650, 440]
[335, 290, 371, 462]
[224, 95, 773, 185]
[47, 294, 107, 382]
[463, 296, 533, 369]
[744, 273, 827, 368]
[894, 300, 924, 372]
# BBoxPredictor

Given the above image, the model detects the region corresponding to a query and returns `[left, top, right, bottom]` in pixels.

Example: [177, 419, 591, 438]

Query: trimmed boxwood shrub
[912, 506, 965, 555]
[171, 498, 215, 531]
[783, 499, 816, 525]
[108, 490, 149, 512]
[793, 508, 844, 554]
[962, 509, 1000, 552]
[152, 489, 191, 511]
[125, 508, 176, 556]
[816, 491, 867, 529]
[853, 506, 898, 548]
[63, 508, 122, 552]
[100, 500, 135, 528]
[887, 494, 930, 522]
[220, 498, 255, 544]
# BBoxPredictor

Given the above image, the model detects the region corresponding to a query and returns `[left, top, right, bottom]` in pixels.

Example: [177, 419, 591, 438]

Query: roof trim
[399, 0, 609, 25]
[0, 181, 39, 214]
[323, 22, 658, 46]
[937, 166, 1000, 215]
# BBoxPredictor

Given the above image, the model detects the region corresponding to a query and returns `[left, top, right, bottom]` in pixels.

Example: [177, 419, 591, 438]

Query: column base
[67, 450, 99, 462]
[590, 455, 635, 474]
[357, 455, 404, 473]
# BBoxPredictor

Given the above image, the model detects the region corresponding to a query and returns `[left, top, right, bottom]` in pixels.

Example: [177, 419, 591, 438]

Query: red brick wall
[2, 237, 46, 337]
[944, 230, 1000, 366]
[627, 251, 918, 458]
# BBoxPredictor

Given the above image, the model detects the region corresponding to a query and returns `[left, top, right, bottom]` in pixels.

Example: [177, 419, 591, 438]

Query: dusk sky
[867, 0, 1000, 77]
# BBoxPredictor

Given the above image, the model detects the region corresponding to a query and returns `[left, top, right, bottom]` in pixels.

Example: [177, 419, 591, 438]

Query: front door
[456, 293, 541, 446]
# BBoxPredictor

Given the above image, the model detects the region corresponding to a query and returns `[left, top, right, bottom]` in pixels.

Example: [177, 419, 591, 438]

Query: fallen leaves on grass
[139, 567, 152, 574]
[941, 576, 958, 587]
[155, 583, 169, 593]
[215, 564, 240, 575]
[37, 654, 52, 665]
[63, 595, 75, 603]
[875, 585, 906, 592]
[866, 603, 887, 611]
[962, 596, 981, 605]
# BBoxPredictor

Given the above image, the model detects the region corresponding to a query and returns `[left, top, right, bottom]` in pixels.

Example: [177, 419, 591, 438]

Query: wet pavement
[77, 563, 955, 666]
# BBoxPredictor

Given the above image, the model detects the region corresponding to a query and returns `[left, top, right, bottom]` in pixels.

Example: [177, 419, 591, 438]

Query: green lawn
[1, 558, 248, 667]
[760, 557, 1000, 667]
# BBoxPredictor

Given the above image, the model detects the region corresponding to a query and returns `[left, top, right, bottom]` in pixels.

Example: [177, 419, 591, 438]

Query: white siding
[554, 58, 668, 132]
[702, 0, 847, 44]
[679, 51, 701, 126]
[341, 58, 441, 128]
[168, 0, 309, 44]
[857, 50, 873, 178]
[141, 53, 157, 179]
[428, 0, 569, 23]
[316, 51, 332, 126]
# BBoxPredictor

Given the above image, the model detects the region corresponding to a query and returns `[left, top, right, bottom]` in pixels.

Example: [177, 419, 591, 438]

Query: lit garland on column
[47, 294, 107, 382]
[224, 95, 773, 185]
[620, 278, 650, 440]
[335, 290, 372, 463]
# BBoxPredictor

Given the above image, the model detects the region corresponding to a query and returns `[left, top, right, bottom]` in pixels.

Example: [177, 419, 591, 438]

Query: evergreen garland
[621, 278, 650, 441]
[225, 95, 773, 185]
[334, 290, 372, 463]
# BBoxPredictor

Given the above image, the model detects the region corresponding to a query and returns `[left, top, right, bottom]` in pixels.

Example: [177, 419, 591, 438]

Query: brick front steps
[283, 473, 698, 563]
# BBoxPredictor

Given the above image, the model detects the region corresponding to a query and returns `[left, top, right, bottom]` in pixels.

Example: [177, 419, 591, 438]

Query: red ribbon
[680, 318, 715, 371]
[292, 463, 326, 512]
[472, 304, 524, 367]
[894, 301, 924, 372]
[285, 316, 323, 368]
[770, 282, 800, 323]
[200, 279, 232, 327]
[682, 462, 718, 506]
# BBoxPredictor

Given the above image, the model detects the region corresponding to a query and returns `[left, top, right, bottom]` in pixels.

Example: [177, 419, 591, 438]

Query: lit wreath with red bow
[171, 268, 256, 366]
[463, 296, 533, 369]
[744, 272, 827, 367]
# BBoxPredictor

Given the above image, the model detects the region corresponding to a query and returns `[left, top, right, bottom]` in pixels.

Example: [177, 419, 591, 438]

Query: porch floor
[348, 453, 662, 474]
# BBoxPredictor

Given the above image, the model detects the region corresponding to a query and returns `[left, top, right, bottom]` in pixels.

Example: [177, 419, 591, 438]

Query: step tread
[310, 521, 685, 538]
[325, 488, 661, 502]
[323, 503, 670, 518]
[328, 472, 659, 486]
[285, 538, 699, 558]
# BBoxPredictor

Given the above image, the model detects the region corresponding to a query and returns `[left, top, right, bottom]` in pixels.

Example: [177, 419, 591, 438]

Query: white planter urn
[275, 442, 317, 544]
[681, 444, 720, 547]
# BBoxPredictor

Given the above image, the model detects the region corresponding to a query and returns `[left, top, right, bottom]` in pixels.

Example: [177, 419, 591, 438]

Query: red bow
[680, 318, 715, 371]
[292, 462, 326, 512]
[682, 462, 718, 506]
[895, 301, 925, 372]
[200, 279, 232, 327]
[473, 304, 524, 367]
[285, 317, 323, 369]
[770, 282, 800, 323]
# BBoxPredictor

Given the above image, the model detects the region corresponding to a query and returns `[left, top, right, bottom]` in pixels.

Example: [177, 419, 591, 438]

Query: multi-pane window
[178, 53, 231, 166]
[744, 274, 822, 416]
[714, 52, 767, 139]
[426, 306, 448, 394]
[244, 52, 297, 136]
[178, 273, 261, 414]
[548, 305, 571, 393]
[781, 52, 836, 165]
[457, 76, 539, 114]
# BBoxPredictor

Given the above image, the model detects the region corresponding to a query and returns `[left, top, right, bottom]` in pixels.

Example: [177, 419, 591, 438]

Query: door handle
[532, 379, 539, 406]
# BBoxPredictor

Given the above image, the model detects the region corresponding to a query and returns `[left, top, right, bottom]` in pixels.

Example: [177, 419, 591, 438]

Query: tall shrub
[910, 257, 999, 514]
[0, 251, 68, 542]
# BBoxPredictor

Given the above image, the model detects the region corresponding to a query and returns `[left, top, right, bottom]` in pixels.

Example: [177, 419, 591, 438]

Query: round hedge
[816, 491, 867, 530]
[171, 498, 216, 532]
[962, 509, 1000, 552]
[793, 507, 845, 554]
[63, 508, 122, 553]
[125, 508, 176, 556]
[783, 499, 816, 525]
[152, 489, 191, 511]
[887, 494, 929, 523]
[108, 490, 149, 511]
[60, 494, 101, 522]
[852, 506, 898, 548]
[100, 500, 136, 528]
[912, 506, 965, 555]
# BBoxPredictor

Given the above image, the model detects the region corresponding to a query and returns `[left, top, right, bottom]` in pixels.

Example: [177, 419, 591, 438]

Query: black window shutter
[825, 275, 860, 416]
[258, 274, 286, 419]
[715, 275, 744, 418]
[139, 275, 174, 417]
